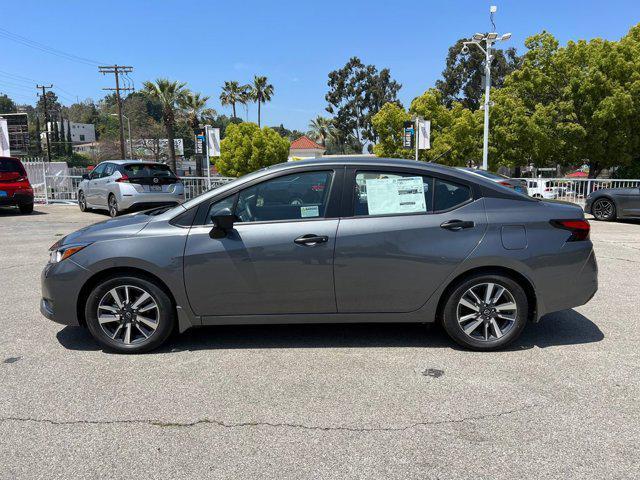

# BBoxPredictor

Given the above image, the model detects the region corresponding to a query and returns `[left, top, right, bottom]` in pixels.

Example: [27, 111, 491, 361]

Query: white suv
[526, 179, 559, 199]
[78, 160, 185, 217]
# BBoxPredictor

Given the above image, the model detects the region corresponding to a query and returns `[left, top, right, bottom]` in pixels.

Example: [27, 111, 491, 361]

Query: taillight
[550, 219, 590, 241]
[116, 174, 130, 183]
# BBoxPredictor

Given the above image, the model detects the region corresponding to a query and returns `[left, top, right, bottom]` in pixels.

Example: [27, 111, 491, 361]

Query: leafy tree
[271, 123, 305, 141]
[59, 117, 66, 157]
[142, 79, 188, 172]
[307, 116, 335, 146]
[36, 91, 61, 122]
[250, 75, 274, 127]
[179, 92, 211, 130]
[0, 93, 17, 113]
[34, 117, 42, 154]
[66, 120, 73, 155]
[216, 122, 289, 177]
[371, 103, 412, 159]
[436, 38, 520, 111]
[64, 100, 99, 125]
[325, 57, 401, 150]
[220, 81, 250, 119]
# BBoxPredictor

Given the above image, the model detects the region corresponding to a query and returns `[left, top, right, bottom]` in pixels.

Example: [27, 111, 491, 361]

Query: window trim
[343, 166, 478, 219]
[192, 166, 345, 227]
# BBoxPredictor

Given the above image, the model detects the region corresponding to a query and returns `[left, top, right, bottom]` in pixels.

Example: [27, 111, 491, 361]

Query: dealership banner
[418, 120, 431, 150]
[206, 126, 221, 157]
[0, 119, 9, 156]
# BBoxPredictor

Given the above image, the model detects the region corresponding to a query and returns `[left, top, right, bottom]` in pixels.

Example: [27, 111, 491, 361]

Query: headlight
[48, 242, 91, 264]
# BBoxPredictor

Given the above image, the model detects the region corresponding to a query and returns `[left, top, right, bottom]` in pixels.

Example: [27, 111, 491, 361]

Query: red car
[0, 156, 34, 214]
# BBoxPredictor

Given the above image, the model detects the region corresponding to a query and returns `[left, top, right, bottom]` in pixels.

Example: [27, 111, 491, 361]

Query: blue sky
[1, 0, 639, 131]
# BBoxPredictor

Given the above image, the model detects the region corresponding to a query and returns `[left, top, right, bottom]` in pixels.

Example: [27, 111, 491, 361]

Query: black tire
[78, 190, 89, 212]
[533, 194, 542, 198]
[592, 198, 616, 221]
[85, 275, 176, 353]
[18, 202, 34, 214]
[441, 273, 528, 351]
[108, 194, 119, 217]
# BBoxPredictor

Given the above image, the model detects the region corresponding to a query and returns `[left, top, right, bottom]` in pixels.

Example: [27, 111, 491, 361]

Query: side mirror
[209, 212, 235, 239]
[82, 173, 90, 180]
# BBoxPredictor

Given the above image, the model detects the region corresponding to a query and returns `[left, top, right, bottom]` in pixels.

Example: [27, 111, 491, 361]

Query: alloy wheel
[456, 282, 518, 342]
[97, 285, 159, 345]
[78, 192, 86, 211]
[593, 199, 614, 220]
[108, 196, 118, 217]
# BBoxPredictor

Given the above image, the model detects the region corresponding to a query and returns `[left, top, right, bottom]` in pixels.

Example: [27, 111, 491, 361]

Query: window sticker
[301, 205, 320, 218]
[365, 176, 426, 215]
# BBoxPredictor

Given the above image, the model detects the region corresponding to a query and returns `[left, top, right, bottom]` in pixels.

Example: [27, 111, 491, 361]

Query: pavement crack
[0, 404, 541, 432]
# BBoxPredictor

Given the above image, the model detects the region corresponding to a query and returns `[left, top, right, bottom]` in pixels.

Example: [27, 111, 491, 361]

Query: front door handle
[294, 234, 329, 246]
[440, 219, 475, 231]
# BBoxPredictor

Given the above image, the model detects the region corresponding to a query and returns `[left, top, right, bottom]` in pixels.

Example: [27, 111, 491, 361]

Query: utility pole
[99, 65, 133, 159]
[462, 6, 511, 170]
[36, 84, 53, 162]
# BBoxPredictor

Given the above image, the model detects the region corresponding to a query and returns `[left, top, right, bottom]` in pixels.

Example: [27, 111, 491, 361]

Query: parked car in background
[526, 179, 559, 199]
[42, 157, 597, 353]
[78, 160, 185, 217]
[584, 186, 640, 221]
[457, 168, 528, 195]
[0, 156, 34, 214]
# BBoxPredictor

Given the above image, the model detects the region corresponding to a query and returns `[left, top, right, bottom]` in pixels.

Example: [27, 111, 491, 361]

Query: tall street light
[110, 113, 132, 158]
[462, 6, 511, 170]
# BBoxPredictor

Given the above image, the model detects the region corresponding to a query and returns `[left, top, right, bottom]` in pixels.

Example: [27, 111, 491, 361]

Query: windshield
[124, 163, 176, 178]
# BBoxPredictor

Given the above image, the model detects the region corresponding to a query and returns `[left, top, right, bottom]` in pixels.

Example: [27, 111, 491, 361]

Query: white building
[45, 120, 96, 143]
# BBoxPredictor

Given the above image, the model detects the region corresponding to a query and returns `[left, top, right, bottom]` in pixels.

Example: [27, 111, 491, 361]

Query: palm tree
[308, 116, 334, 146]
[238, 85, 252, 121]
[219, 81, 248, 119]
[143, 79, 188, 172]
[250, 75, 274, 127]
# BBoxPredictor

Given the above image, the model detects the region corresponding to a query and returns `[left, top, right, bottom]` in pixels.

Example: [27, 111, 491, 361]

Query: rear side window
[124, 163, 176, 178]
[235, 171, 333, 222]
[434, 179, 472, 211]
[0, 158, 24, 173]
[354, 171, 433, 216]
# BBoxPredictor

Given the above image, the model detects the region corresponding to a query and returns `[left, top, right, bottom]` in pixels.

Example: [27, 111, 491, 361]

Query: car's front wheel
[85, 275, 175, 353]
[592, 198, 616, 221]
[78, 191, 89, 212]
[441, 273, 528, 351]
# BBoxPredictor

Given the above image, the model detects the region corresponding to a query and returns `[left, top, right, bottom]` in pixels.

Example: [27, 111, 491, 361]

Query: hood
[59, 212, 152, 246]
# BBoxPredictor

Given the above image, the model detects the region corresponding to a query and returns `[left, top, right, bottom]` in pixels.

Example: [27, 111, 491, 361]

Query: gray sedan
[584, 185, 640, 221]
[41, 157, 597, 353]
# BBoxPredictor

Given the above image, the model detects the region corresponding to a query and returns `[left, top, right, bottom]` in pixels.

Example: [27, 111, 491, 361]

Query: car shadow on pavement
[56, 309, 603, 354]
[0, 208, 47, 216]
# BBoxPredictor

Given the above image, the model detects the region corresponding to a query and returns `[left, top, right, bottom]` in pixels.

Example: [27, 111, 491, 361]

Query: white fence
[516, 178, 640, 207]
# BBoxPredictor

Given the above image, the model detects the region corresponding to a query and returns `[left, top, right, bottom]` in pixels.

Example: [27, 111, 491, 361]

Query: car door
[334, 168, 487, 313]
[616, 186, 640, 216]
[183, 168, 343, 317]
[85, 163, 106, 205]
[94, 162, 115, 206]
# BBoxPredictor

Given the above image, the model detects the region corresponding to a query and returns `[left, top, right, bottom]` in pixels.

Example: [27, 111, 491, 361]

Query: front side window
[354, 171, 433, 216]
[91, 164, 106, 179]
[434, 178, 472, 211]
[235, 171, 333, 223]
[104, 163, 115, 176]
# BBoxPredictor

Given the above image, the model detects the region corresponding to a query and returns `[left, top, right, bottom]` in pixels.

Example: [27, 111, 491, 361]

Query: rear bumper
[0, 191, 33, 206]
[117, 192, 184, 210]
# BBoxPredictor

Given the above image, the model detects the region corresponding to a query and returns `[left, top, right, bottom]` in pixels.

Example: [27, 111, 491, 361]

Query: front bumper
[40, 258, 91, 326]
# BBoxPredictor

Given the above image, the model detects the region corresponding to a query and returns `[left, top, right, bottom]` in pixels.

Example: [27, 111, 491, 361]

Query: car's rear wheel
[85, 276, 175, 353]
[18, 202, 33, 214]
[592, 198, 616, 221]
[108, 194, 119, 217]
[442, 274, 528, 351]
[78, 191, 89, 212]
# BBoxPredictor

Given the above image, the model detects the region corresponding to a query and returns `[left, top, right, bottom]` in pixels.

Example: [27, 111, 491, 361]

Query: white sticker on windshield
[365, 176, 426, 215]
[301, 205, 320, 218]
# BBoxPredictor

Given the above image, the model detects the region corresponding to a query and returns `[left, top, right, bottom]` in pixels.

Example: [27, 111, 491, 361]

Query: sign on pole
[417, 120, 431, 150]
[402, 121, 414, 149]
[205, 126, 221, 157]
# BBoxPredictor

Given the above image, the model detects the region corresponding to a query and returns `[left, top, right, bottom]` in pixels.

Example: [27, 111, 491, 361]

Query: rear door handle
[294, 234, 329, 246]
[440, 219, 475, 231]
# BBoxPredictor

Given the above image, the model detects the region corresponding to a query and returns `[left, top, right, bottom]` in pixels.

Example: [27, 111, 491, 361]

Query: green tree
[216, 122, 289, 177]
[436, 38, 520, 110]
[34, 117, 42, 154]
[66, 120, 73, 155]
[142, 79, 188, 172]
[219, 81, 249, 119]
[250, 75, 274, 128]
[36, 91, 61, 122]
[179, 91, 213, 176]
[371, 103, 412, 158]
[59, 117, 66, 157]
[307, 116, 335, 146]
[325, 57, 402, 150]
[0, 93, 17, 113]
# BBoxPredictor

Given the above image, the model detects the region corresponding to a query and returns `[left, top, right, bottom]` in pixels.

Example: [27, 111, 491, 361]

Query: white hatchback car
[526, 179, 559, 199]
[78, 160, 185, 217]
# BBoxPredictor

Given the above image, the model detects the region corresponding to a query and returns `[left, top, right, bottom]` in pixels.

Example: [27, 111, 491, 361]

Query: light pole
[110, 113, 132, 158]
[462, 7, 511, 170]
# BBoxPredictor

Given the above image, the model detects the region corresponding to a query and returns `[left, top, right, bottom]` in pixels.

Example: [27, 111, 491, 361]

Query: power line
[0, 27, 106, 66]
[0, 70, 77, 102]
[99, 65, 134, 159]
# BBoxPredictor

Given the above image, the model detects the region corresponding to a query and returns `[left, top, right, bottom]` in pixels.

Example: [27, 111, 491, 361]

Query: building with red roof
[289, 135, 326, 161]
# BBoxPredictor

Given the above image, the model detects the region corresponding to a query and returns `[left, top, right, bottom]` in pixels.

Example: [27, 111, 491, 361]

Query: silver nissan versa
[41, 157, 598, 353]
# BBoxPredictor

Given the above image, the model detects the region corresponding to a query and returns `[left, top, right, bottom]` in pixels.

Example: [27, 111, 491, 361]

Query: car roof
[99, 160, 163, 165]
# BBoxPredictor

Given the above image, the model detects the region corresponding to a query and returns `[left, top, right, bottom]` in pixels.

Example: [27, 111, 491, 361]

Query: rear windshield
[123, 163, 175, 178]
[467, 169, 509, 180]
[0, 158, 25, 174]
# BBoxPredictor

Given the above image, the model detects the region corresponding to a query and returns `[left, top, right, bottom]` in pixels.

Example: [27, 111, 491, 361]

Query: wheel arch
[435, 266, 538, 324]
[76, 266, 177, 327]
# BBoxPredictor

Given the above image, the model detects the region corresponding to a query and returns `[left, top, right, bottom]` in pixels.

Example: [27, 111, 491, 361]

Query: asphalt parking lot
[0, 204, 638, 479]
